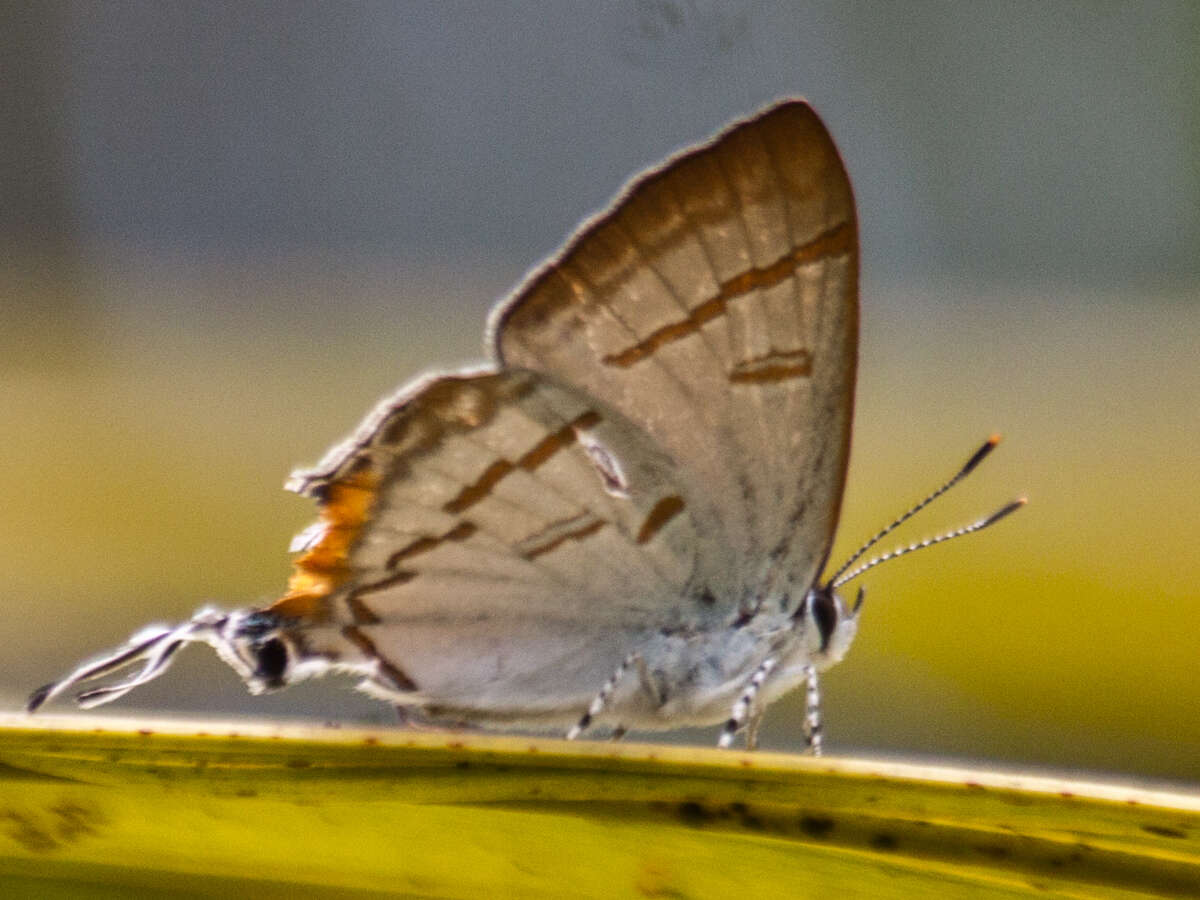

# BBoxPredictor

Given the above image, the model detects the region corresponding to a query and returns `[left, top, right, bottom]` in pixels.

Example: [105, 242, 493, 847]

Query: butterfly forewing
[491, 101, 858, 602]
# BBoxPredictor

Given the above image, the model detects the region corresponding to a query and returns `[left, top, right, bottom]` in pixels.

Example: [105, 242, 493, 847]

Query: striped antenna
[824, 434, 1011, 589]
[831, 497, 1026, 589]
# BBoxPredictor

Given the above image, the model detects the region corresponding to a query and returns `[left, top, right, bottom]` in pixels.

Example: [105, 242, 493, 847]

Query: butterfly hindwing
[270, 368, 714, 720]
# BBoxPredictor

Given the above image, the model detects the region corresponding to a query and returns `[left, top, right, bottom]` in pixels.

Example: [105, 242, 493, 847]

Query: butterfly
[29, 100, 1021, 752]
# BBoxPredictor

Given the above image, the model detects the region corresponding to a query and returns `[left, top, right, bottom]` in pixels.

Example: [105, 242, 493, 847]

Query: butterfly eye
[811, 589, 839, 652]
[252, 637, 289, 688]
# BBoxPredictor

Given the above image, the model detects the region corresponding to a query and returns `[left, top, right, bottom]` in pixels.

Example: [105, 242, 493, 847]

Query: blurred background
[3, 2, 1197, 784]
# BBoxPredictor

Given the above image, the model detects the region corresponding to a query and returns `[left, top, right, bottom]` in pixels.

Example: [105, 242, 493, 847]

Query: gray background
[7, 2, 1196, 291]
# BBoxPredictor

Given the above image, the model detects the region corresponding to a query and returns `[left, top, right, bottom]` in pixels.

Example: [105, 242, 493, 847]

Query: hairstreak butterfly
[29, 100, 1022, 751]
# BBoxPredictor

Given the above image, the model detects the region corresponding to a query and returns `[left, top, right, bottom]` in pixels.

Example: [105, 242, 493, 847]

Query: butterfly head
[217, 610, 294, 692]
[798, 583, 863, 669]
[796, 436, 1026, 677]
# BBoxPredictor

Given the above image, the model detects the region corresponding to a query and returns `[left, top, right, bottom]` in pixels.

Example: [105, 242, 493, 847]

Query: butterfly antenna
[832, 497, 1025, 589]
[824, 434, 1005, 588]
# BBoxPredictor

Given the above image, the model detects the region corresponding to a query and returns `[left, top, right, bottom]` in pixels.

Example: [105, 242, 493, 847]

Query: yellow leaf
[1, 716, 1197, 898]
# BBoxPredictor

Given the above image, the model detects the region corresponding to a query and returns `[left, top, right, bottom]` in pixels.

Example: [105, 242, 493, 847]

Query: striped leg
[567, 653, 639, 740]
[718, 657, 777, 749]
[802, 664, 823, 756]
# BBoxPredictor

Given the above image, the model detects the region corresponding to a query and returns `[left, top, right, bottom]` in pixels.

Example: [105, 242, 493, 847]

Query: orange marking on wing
[602, 222, 853, 368]
[269, 467, 380, 621]
[636, 495, 685, 544]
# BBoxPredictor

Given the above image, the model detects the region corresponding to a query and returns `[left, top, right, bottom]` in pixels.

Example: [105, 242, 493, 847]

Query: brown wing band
[729, 348, 813, 383]
[601, 221, 853, 369]
[519, 516, 605, 561]
[341, 625, 418, 692]
[636, 495, 685, 544]
[443, 410, 602, 514]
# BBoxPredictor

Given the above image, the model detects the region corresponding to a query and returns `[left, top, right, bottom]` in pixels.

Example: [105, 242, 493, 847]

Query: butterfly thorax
[584, 583, 855, 728]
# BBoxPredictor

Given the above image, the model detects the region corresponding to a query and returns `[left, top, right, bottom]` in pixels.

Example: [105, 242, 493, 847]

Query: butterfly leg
[718, 657, 777, 749]
[632, 654, 665, 706]
[602, 657, 665, 741]
[802, 664, 823, 756]
[567, 652, 639, 740]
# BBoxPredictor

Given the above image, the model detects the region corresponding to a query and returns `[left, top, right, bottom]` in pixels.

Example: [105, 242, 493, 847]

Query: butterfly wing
[271, 368, 708, 723]
[490, 100, 858, 604]
[267, 100, 857, 724]
[30, 101, 861, 729]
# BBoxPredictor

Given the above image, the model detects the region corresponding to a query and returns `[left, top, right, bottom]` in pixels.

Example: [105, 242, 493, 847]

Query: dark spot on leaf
[1142, 824, 1187, 839]
[798, 814, 834, 838]
[677, 801, 711, 827]
[870, 833, 898, 851]
[740, 812, 764, 831]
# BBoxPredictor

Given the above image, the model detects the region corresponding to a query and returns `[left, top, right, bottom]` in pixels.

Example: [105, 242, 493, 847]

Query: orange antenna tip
[962, 435, 1001, 477]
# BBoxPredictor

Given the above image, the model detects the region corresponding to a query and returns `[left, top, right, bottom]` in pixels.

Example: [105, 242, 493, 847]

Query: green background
[3, 3, 1197, 784]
